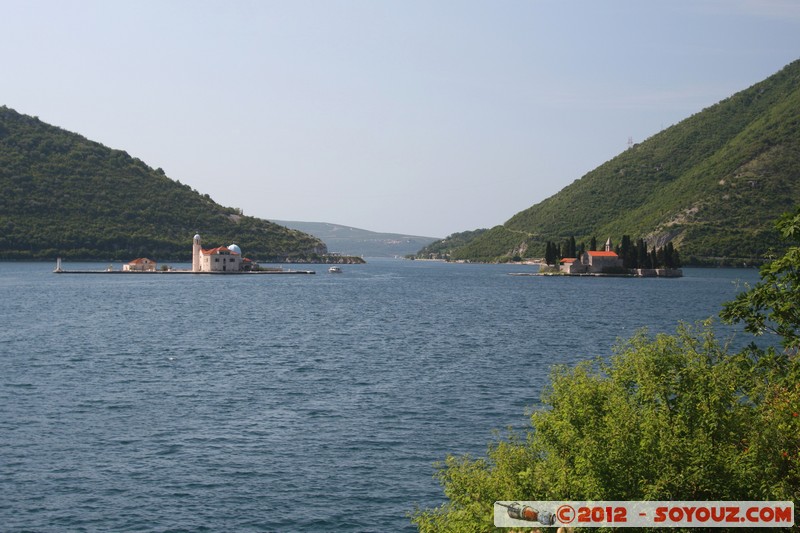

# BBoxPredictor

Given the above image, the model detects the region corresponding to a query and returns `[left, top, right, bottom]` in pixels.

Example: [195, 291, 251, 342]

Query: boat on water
[328, 266, 342, 273]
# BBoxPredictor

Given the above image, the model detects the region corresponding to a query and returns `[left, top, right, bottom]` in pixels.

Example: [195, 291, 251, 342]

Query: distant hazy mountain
[419, 59, 800, 264]
[272, 221, 439, 257]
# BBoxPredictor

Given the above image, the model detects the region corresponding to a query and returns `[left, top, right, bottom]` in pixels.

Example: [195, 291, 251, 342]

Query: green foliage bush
[413, 325, 800, 532]
[721, 207, 800, 351]
[412, 208, 800, 532]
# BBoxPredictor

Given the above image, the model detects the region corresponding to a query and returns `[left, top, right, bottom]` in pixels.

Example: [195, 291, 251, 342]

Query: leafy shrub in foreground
[412, 324, 799, 532]
[413, 207, 800, 532]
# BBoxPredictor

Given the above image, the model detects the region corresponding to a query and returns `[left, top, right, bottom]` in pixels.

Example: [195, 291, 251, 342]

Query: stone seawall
[632, 268, 683, 277]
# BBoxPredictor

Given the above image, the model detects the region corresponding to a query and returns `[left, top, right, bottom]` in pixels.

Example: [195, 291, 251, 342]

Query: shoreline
[509, 268, 683, 278]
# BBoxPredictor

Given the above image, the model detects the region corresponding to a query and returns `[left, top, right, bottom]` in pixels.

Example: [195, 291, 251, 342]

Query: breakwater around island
[513, 267, 683, 278]
[54, 268, 317, 275]
[52, 258, 316, 275]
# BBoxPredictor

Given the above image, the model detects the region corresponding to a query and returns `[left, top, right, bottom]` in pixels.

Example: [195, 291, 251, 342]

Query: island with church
[516, 237, 683, 278]
[54, 234, 318, 274]
[542, 237, 683, 278]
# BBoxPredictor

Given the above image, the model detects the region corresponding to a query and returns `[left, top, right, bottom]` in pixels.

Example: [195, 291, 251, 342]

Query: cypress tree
[545, 241, 557, 265]
[665, 242, 679, 268]
[656, 246, 666, 268]
[620, 235, 634, 268]
[637, 238, 648, 269]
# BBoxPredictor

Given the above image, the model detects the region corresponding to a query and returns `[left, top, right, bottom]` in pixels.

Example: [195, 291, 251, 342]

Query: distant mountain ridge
[272, 220, 439, 257]
[419, 59, 800, 264]
[0, 106, 325, 261]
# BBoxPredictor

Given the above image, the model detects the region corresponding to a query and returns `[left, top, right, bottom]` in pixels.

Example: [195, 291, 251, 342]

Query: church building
[560, 238, 624, 274]
[192, 234, 242, 272]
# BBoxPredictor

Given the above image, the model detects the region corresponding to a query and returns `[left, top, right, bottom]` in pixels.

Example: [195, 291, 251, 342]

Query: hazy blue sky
[3, 1, 799, 237]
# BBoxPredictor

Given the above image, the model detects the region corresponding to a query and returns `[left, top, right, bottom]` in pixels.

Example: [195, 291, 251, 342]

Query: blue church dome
[228, 244, 242, 255]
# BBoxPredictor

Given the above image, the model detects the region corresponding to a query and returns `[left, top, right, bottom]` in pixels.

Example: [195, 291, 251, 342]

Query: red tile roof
[560, 258, 577, 263]
[587, 251, 619, 258]
[127, 257, 153, 264]
[201, 246, 240, 256]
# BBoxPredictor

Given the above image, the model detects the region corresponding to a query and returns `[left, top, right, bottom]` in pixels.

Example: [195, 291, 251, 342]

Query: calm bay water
[0, 260, 761, 531]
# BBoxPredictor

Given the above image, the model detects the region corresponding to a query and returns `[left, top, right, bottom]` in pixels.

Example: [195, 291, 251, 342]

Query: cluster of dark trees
[544, 235, 681, 269]
[617, 235, 681, 269]
[544, 235, 580, 264]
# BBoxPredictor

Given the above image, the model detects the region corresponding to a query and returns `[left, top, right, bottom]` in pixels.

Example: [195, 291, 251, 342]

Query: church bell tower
[192, 234, 202, 272]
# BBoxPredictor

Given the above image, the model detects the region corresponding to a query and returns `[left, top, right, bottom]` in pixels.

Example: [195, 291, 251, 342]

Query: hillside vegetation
[412, 228, 488, 259]
[0, 107, 326, 261]
[423, 60, 800, 264]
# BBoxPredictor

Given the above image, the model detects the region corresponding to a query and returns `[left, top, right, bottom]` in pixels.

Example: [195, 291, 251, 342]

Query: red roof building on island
[191, 235, 244, 272]
[203, 246, 239, 256]
[560, 238, 624, 274]
[123, 257, 156, 271]
[559, 256, 583, 274]
[586, 250, 619, 258]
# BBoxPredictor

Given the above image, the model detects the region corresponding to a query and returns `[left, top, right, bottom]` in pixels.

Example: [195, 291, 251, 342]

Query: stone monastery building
[192, 234, 244, 272]
[560, 238, 624, 274]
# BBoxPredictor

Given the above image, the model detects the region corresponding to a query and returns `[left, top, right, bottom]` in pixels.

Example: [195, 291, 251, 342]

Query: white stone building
[124, 257, 156, 271]
[192, 234, 242, 272]
[559, 257, 583, 274]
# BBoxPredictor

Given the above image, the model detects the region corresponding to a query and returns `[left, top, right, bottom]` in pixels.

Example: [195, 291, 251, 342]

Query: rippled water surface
[0, 260, 761, 531]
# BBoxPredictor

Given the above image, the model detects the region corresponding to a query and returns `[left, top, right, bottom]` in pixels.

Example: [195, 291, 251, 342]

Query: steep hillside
[272, 221, 439, 257]
[431, 60, 800, 264]
[413, 228, 488, 259]
[0, 107, 326, 261]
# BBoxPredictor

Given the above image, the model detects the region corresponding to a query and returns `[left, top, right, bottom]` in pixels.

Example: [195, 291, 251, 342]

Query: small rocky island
[54, 234, 364, 275]
[538, 238, 682, 277]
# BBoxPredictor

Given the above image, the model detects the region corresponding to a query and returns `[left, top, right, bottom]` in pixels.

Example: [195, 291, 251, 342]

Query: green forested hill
[0, 107, 326, 261]
[428, 60, 800, 264]
[413, 228, 488, 259]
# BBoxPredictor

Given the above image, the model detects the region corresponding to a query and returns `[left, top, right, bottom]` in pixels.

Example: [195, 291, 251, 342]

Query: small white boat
[328, 266, 342, 273]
